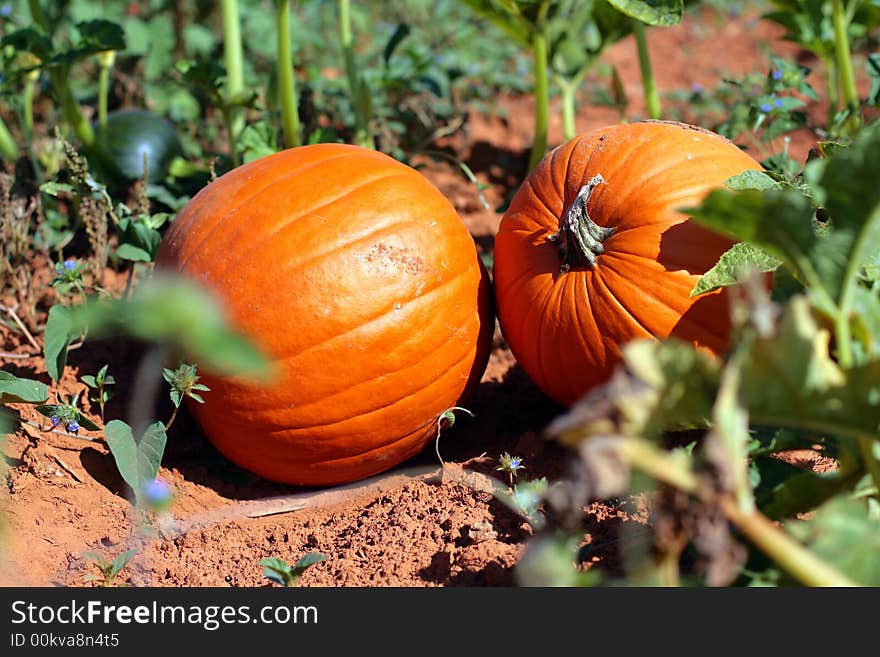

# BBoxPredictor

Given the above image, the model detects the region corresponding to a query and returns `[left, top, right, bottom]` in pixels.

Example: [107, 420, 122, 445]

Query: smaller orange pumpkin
[493, 121, 764, 407]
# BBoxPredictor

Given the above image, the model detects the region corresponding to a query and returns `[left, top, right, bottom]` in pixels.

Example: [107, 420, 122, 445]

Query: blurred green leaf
[744, 296, 880, 442]
[72, 275, 271, 379]
[786, 496, 880, 585]
[0, 371, 48, 405]
[44, 305, 75, 383]
[606, 0, 683, 26]
[807, 123, 880, 302]
[868, 54, 880, 106]
[1, 28, 53, 62]
[383, 23, 411, 65]
[239, 122, 278, 164]
[724, 170, 782, 191]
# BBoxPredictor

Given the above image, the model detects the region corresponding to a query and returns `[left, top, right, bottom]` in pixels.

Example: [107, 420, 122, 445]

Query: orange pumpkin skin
[156, 143, 493, 486]
[493, 121, 762, 407]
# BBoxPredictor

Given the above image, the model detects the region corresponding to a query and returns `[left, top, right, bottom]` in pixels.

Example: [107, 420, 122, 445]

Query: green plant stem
[825, 55, 839, 119]
[622, 437, 858, 587]
[52, 69, 95, 146]
[98, 68, 109, 130]
[221, 106, 240, 168]
[27, 1, 94, 146]
[22, 73, 37, 139]
[720, 498, 856, 587]
[221, 0, 245, 161]
[276, 0, 301, 148]
[0, 115, 18, 161]
[831, 0, 859, 132]
[338, 0, 371, 148]
[633, 20, 661, 120]
[527, 12, 550, 172]
[96, 51, 116, 130]
[558, 76, 577, 141]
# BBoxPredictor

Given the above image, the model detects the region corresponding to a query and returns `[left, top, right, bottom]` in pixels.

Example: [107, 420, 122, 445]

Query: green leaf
[169, 389, 182, 408]
[547, 339, 720, 445]
[105, 420, 168, 505]
[743, 296, 880, 442]
[810, 123, 880, 304]
[455, 0, 533, 49]
[239, 122, 278, 164]
[81, 375, 97, 388]
[110, 548, 139, 577]
[691, 242, 782, 297]
[115, 244, 152, 262]
[703, 353, 754, 512]
[686, 188, 837, 309]
[757, 464, 860, 520]
[0, 371, 48, 404]
[76, 415, 101, 432]
[724, 170, 782, 191]
[293, 552, 328, 573]
[605, 0, 683, 26]
[39, 181, 76, 197]
[852, 285, 880, 360]
[1, 28, 53, 62]
[117, 218, 162, 263]
[867, 53, 880, 107]
[259, 557, 293, 586]
[75, 20, 126, 52]
[786, 496, 880, 585]
[44, 305, 75, 383]
[383, 23, 411, 65]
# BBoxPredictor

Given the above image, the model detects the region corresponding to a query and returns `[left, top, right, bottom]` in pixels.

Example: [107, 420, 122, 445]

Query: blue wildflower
[143, 478, 173, 509]
[66, 420, 80, 433]
[0, 5, 11, 18]
[691, 83, 703, 95]
[63, 259, 77, 271]
[774, 98, 783, 108]
[50, 415, 61, 427]
[772, 69, 782, 81]
[760, 103, 773, 113]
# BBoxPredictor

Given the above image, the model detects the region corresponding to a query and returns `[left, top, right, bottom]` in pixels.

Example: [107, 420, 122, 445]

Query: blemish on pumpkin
[360, 243, 426, 276]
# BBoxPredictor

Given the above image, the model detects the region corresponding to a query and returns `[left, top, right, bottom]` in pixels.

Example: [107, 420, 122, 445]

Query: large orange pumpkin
[156, 143, 493, 485]
[493, 121, 762, 407]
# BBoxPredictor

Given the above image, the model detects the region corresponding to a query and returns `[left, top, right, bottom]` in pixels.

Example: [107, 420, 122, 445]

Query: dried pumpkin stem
[548, 174, 613, 272]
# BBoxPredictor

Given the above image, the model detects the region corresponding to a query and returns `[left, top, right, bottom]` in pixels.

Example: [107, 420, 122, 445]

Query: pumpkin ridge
[577, 272, 608, 363]
[493, 243, 547, 310]
[596, 253, 693, 325]
[531, 270, 561, 395]
[262, 342, 479, 434]
[592, 130, 675, 226]
[261, 420, 437, 471]
[558, 272, 597, 395]
[524, 177, 563, 231]
[602, 240, 721, 277]
[167, 150, 304, 237]
[273, 265, 472, 365]
[189, 170, 421, 279]
[591, 265, 661, 339]
[177, 165, 409, 273]
[167, 150, 361, 262]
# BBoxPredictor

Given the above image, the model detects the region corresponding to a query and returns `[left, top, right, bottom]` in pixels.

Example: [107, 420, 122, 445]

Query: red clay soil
[0, 7, 842, 587]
